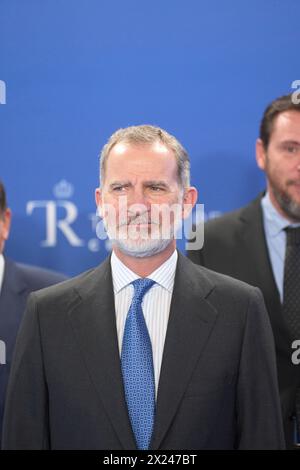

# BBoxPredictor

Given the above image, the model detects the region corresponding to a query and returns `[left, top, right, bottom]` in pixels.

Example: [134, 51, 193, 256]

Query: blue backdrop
[1, 0, 300, 276]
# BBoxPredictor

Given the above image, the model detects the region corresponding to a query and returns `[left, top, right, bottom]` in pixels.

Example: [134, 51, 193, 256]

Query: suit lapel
[239, 197, 279, 299]
[238, 196, 286, 343]
[1, 257, 29, 298]
[0, 258, 29, 341]
[68, 257, 136, 450]
[151, 253, 218, 450]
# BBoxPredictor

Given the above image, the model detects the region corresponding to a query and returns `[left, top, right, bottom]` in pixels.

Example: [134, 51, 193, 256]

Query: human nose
[127, 186, 150, 210]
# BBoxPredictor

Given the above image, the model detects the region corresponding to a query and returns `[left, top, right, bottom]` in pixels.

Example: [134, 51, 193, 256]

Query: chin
[114, 238, 173, 258]
[278, 193, 300, 221]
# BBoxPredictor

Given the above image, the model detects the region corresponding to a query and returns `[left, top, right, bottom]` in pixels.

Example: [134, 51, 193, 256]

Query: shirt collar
[111, 249, 178, 295]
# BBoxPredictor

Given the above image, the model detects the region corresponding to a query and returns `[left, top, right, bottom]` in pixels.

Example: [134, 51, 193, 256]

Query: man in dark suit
[2, 125, 284, 449]
[187, 94, 300, 449]
[0, 181, 67, 446]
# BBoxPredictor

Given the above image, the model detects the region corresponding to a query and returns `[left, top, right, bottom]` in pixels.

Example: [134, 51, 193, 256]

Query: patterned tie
[283, 227, 300, 340]
[121, 278, 156, 450]
[283, 226, 300, 442]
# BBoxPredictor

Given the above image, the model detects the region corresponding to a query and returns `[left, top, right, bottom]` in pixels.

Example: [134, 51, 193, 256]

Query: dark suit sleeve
[19, 264, 67, 291]
[236, 287, 285, 449]
[1, 293, 50, 449]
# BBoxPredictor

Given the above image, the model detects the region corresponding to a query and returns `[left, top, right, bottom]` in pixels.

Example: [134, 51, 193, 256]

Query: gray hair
[99, 125, 190, 188]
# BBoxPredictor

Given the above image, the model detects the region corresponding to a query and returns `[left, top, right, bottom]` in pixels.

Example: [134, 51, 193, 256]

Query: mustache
[118, 213, 159, 227]
[287, 179, 300, 186]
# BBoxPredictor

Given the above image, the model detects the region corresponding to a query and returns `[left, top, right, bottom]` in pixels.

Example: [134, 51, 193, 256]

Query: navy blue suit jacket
[0, 257, 67, 445]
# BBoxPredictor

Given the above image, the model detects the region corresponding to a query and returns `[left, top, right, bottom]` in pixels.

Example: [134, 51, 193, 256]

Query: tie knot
[285, 226, 300, 246]
[132, 278, 155, 301]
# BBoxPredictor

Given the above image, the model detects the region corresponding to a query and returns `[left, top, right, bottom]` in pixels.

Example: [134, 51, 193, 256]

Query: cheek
[102, 203, 132, 227]
[155, 201, 183, 225]
[100, 198, 117, 223]
[266, 159, 287, 183]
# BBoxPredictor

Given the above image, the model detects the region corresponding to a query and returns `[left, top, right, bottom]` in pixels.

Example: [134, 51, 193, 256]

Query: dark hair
[0, 181, 7, 215]
[259, 94, 300, 149]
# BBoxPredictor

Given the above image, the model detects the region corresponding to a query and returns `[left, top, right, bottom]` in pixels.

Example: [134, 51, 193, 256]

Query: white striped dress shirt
[111, 249, 178, 397]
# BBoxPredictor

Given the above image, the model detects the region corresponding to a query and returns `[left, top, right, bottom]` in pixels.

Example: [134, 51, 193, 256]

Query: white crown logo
[53, 180, 74, 199]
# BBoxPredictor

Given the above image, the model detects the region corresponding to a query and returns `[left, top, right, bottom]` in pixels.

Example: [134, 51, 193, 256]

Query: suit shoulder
[204, 207, 245, 239]
[193, 261, 257, 296]
[192, 263, 265, 324]
[16, 262, 67, 289]
[30, 266, 97, 301]
[199, 197, 263, 249]
[186, 258, 261, 308]
[180, 256, 266, 326]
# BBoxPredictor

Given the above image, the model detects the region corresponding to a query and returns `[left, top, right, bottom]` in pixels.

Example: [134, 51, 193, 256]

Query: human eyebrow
[279, 140, 300, 148]
[109, 181, 132, 190]
[143, 180, 170, 189]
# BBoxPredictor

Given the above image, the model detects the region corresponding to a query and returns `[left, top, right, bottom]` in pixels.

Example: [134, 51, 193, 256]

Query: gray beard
[103, 219, 176, 258]
[272, 186, 300, 222]
[111, 236, 173, 258]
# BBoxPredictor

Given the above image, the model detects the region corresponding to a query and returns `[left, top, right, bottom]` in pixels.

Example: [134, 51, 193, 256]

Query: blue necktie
[121, 278, 156, 450]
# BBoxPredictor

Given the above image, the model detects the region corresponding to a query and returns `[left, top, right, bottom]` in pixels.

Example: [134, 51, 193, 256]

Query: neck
[113, 241, 176, 277]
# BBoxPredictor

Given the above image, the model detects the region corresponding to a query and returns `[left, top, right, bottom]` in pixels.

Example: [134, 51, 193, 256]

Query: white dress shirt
[0, 254, 5, 296]
[111, 249, 178, 397]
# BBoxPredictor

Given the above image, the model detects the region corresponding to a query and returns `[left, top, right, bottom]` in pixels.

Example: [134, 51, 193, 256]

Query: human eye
[282, 143, 300, 154]
[147, 183, 168, 192]
[111, 184, 129, 192]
